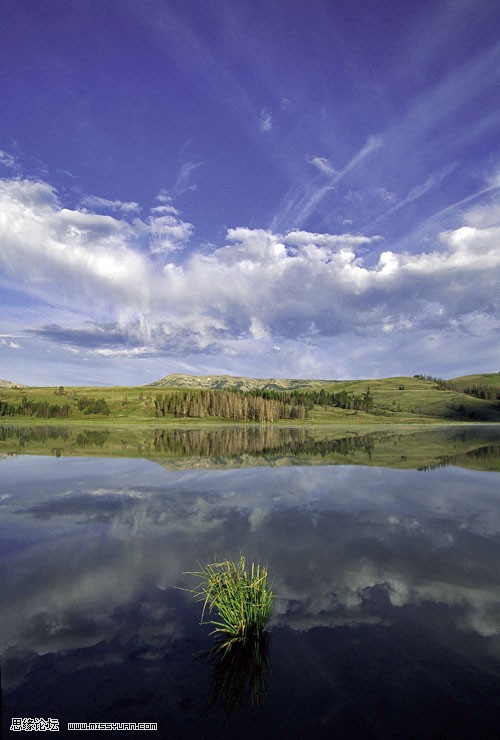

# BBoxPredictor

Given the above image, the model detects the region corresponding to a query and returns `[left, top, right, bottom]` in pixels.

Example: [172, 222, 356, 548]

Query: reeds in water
[188, 556, 273, 651]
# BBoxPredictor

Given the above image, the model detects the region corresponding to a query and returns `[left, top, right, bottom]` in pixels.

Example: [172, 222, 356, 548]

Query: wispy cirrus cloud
[80, 194, 140, 213]
[152, 161, 203, 210]
[172, 160, 203, 196]
[0, 150, 19, 171]
[259, 108, 272, 132]
[402, 39, 500, 152]
[272, 135, 383, 231]
[372, 162, 458, 225]
[89, 346, 157, 358]
[309, 156, 337, 176]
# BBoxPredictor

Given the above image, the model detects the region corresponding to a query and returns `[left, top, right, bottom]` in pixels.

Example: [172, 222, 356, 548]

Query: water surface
[1, 426, 500, 738]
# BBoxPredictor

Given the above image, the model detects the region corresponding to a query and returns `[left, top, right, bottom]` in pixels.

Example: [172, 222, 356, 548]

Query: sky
[1, 0, 500, 385]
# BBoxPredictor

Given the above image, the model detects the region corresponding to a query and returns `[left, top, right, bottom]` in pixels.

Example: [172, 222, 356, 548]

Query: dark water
[1, 427, 500, 738]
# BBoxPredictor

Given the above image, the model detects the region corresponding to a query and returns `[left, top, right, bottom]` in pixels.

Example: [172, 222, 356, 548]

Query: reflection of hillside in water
[151, 426, 375, 460]
[417, 443, 500, 471]
[1, 424, 500, 470]
[0, 425, 73, 443]
[464, 443, 500, 462]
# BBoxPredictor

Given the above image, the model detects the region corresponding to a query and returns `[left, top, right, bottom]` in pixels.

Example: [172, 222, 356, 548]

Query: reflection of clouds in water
[271, 564, 500, 641]
[2, 457, 500, 688]
[2, 596, 187, 691]
[6, 459, 500, 528]
[248, 507, 270, 531]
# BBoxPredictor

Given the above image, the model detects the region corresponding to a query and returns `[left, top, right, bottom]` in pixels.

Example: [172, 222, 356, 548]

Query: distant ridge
[148, 371, 500, 392]
[147, 373, 338, 392]
[0, 379, 23, 388]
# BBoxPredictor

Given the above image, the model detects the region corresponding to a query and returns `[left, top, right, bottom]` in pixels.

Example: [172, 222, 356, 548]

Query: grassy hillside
[0, 374, 499, 423]
[150, 373, 500, 422]
[309, 375, 500, 421]
[450, 372, 500, 388]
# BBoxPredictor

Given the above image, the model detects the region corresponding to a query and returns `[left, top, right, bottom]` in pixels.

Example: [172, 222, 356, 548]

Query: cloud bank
[0, 176, 499, 380]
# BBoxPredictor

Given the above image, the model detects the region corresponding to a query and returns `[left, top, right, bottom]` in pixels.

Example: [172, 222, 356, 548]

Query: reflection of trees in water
[74, 430, 110, 447]
[2, 425, 499, 469]
[153, 426, 304, 457]
[0, 426, 110, 449]
[0, 424, 376, 460]
[201, 633, 271, 721]
[419, 444, 500, 471]
[151, 427, 375, 460]
[466, 444, 500, 460]
[0, 425, 72, 444]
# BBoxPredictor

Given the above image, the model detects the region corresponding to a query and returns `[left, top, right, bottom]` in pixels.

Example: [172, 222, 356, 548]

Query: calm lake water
[1, 425, 500, 738]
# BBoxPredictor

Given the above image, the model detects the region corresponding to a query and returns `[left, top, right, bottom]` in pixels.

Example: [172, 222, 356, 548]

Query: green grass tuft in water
[188, 556, 273, 651]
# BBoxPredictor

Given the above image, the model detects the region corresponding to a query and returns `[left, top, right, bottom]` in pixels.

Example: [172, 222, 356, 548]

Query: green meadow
[1, 373, 499, 424]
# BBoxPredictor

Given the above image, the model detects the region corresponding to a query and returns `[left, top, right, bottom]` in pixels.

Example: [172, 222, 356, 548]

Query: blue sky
[1, 0, 500, 385]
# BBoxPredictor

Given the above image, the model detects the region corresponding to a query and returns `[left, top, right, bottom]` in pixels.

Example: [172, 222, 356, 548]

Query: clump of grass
[188, 556, 273, 651]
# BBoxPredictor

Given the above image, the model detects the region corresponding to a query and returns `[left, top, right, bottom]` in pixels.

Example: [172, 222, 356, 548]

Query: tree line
[0, 397, 72, 418]
[152, 387, 375, 421]
[0, 387, 376, 422]
[76, 397, 111, 415]
[153, 389, 307, 422]
[450, 384, 500, 402]
[414, 374, 500, 403]
[0, 395, 110, 418]
[261, 387, 375, 412]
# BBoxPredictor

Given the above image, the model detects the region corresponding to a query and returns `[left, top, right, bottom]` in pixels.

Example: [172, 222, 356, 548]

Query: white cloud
[80, 195, 140, 213]
[89, 347, 156, 357]
[0, 338, 22, 349]
[150, 204, 179, 216]
[309, 156, 337, 176]
[0, 180, 155, 344]
[148, 213, 194, 254]
[156, 161, 203, 205]
[155, 189, 173, 204]
[249, 317, 269, 340]
[259, 108, 272, 132]
[284, 230, 380, 248]
[344, 135, 383, 172]
[1, 176, 500, 377]
[173, 160, 202, 194]
[373, 163, 458, 225]
[0, 150, 19, 171]
[151, 160, 203, 216]
[272, 134, 383, 231]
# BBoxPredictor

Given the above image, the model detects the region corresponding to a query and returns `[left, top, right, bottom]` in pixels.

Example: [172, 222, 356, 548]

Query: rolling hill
[0, 373, 499, 423]
[0, 379, 23, 388]
[147, 373, 335, 391]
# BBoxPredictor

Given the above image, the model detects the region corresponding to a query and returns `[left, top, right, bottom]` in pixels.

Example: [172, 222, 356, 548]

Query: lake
[1, 425, 500, 738]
